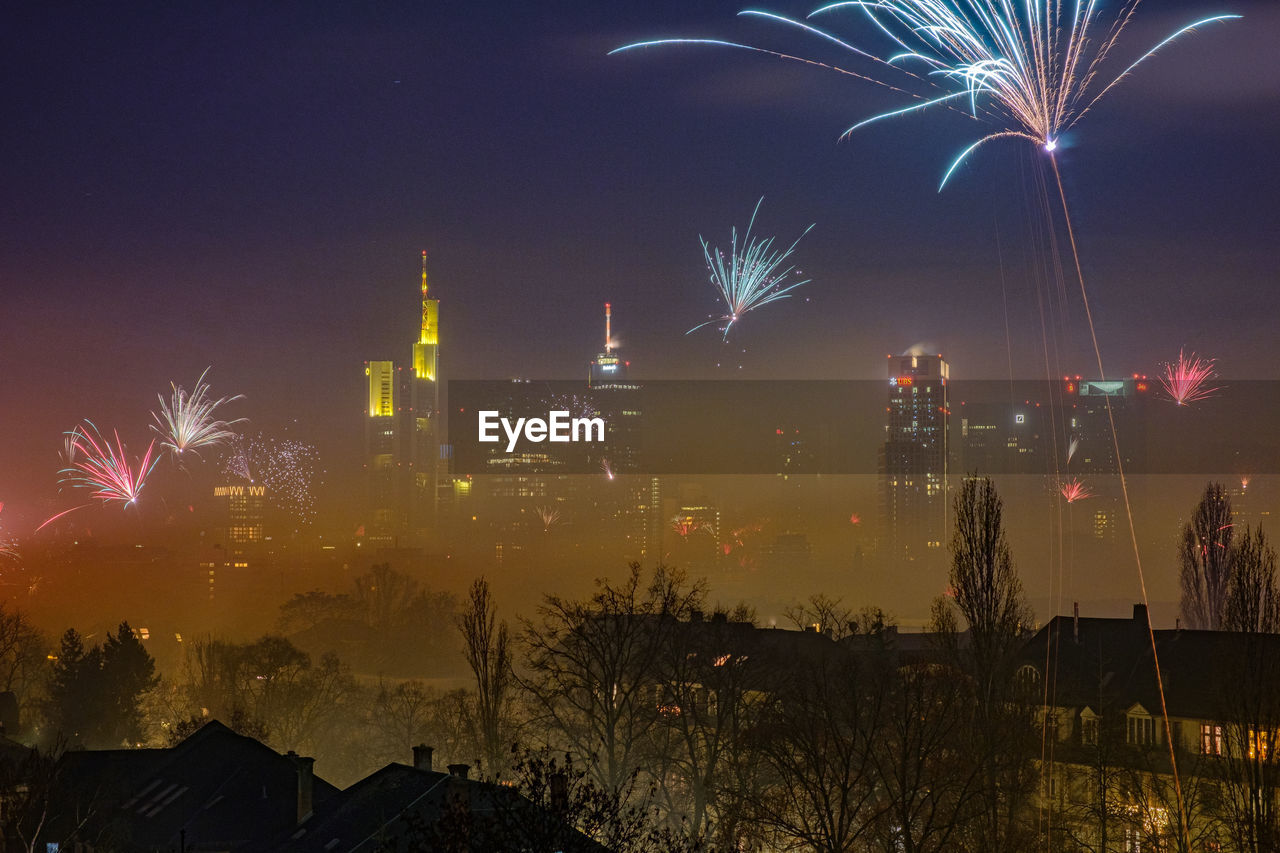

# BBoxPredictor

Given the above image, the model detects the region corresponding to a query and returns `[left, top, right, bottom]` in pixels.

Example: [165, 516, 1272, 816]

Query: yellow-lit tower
[412, 250, 439, 381]
[407, 250, 442, 544]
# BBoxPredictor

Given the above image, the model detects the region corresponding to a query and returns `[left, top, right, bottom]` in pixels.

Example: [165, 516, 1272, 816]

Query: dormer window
[1080, 707, 1100, 746]
[1126, 705, 1155, 746]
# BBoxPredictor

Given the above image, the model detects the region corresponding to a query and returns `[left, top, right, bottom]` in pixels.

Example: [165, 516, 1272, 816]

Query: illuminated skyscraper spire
[414, 250, 439, 379]
[605, 302, 612, 353]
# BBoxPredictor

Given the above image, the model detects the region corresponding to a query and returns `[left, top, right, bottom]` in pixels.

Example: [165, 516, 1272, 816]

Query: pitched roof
[1022, 608, 1280, 720]
[262, 763, 609, 853]
[56, 720, 338, 852]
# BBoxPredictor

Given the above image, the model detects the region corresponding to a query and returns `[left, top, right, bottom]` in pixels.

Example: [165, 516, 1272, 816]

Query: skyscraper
[361, 253, 444, 549]
[881, 353, 949, 562]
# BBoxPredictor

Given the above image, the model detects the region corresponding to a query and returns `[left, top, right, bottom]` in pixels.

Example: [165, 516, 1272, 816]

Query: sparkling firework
[690, 198, 814, 339]
[1066, 438, 1079, 464]
[0, 503, 16, 561]
[612, 4, 1237, 189]
[672, 515, 710, 538]
[59, 421, 159, 507]
[600, 458, 615, 481]
[1059, 477, 1093, 504]
[151, 367, 245, 457]
[1158, 350, 1220, 407]
[221, 433, 319, 523]
[536, 505, 562, 531]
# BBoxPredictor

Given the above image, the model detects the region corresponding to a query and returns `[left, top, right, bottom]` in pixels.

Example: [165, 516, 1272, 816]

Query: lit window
[1249, 729, 1271, 761]
[1200, 723, 1224, 756]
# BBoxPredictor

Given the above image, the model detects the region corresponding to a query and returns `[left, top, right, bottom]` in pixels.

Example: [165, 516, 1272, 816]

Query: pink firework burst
[1159, 350, 1220, 406]
[60, 421, 159, 507]
[1060, 478, 1094, 504]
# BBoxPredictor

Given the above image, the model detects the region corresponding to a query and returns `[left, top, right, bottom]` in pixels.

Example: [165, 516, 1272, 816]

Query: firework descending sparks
[151, 368, 245, 457]
[613, 4, 1238, 189]
[1158, 350, 1220, 407]
[1066, 438, 1079, 464]
[689, 198, 814, 339]
[221, 433, 319, 523]
[672, 516, 710, 538]
[0, 503, 16, 561]
[536, 505, 562, 531]
[600, 458, 615, 481]
[59, 421, 159, 507]
[1059, 477, 1093, 504]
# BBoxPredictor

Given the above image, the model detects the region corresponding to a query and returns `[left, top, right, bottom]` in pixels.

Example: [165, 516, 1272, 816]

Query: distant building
[880, 353, 949, 563]
[361, 253, 444, 549]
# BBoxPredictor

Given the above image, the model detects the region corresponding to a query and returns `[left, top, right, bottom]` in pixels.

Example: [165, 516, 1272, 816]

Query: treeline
[5, 477, 1280, 850]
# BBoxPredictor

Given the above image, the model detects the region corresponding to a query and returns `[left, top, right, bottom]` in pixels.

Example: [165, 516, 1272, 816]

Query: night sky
[3, 0, 1276, 518]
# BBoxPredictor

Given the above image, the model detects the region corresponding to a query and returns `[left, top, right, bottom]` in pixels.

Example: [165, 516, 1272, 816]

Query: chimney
[1073, 602, 1079, 643]
[1133, 603, 1149, 626]
[412, 744, 433, 772]
[447, 763, 471, 780]
[286, 751, 315, 824]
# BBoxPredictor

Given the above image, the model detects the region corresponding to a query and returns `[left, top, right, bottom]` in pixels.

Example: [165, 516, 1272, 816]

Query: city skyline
[3, 1, 1276, 505]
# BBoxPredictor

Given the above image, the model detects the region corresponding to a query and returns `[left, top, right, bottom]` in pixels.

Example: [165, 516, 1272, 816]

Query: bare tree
[1179, 482, 1234, 630]
[942, 476, 1036, 852]
[1212, 526, 1280, 851]
[644, 608, 760, 842]
[0, 602, 44, 727]
[869, 659, 983, 853]
[521, 563, 705, 793]
[458, 578, 514, 777]
[1223, 526, 1280, 634]
[741, 647, 884, 853]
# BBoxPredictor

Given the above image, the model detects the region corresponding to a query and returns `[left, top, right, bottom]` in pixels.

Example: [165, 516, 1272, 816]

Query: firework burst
[613, 4, 1237, 189]
[600, 458, 615, 481]
[152, 368, 245, 457]
[536, 505, 562, 531]
[690, 198, 814, 339]
[221, 433, 319, 523]
[1158, 350, 1219, 407]
[1059, 477, 1093, 504]
[672, 516, 710, 538]
[59, 421, 159, 507]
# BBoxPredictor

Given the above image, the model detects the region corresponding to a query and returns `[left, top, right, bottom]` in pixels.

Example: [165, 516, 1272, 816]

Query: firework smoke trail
[1059, 477, 1093, 504]
[151, 368, 246, 457]
[221, 433, 319, 523]
[613, 4, 1237, 190]
[690, 198, 814, 339]
[59, 421, 159, 507]
[1158, 349, 1219, 406]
